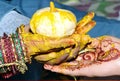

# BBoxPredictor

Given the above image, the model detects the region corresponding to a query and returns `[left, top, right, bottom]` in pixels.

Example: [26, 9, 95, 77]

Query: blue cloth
[0, 0, 120, 37]
[0, 0, 120, 80]
[0, 11, 30, 36]
[0, 0, 15, 20]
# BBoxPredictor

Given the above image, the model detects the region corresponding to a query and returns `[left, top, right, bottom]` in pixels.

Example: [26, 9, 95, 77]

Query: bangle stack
[0, 28, 29, 78]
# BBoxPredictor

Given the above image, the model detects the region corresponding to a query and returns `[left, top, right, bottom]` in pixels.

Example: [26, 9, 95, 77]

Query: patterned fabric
[55, 0, 120, 20]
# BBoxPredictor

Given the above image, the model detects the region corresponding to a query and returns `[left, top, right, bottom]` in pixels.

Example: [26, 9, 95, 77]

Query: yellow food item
[30, 2, 77, 37]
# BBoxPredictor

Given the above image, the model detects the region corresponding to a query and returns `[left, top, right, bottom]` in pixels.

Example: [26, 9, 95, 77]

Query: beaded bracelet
[0, 32, 28, 78]
[1, 37, 10, 74]
[2, 34, 17, 77]
[0, 38, 6, 74]
[17, 25, 31, 63]
[0, 34, 16, 78]
[11, 33, 25, 62]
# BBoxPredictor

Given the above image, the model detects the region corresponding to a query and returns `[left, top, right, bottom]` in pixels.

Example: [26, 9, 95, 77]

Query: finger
[46, 46, 80, 65]
[17, 24, 31, 33]
[34, 52, 57, 62]
[45, 53, 69, 65]
[24, 24, 31, 33]
[34, 47, 72, 65]
[76, 12, 95, 30]
[76, 20, 96, 34]
[66, 46, 80, 61]
[71, 34, 92, 50]
[34, 42, 80, 65]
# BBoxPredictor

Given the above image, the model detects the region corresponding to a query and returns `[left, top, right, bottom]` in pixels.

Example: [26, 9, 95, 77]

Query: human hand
[18, 25, 77, 63]
[21, 12, 96, 65]
[21, 26, 93, 65]
[44, 36, 120, 77]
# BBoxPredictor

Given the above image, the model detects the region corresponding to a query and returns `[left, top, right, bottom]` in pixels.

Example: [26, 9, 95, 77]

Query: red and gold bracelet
[0, 31, 29, 78]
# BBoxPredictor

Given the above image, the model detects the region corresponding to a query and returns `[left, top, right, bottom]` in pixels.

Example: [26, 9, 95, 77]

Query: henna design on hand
[44, 36, 120, 77]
